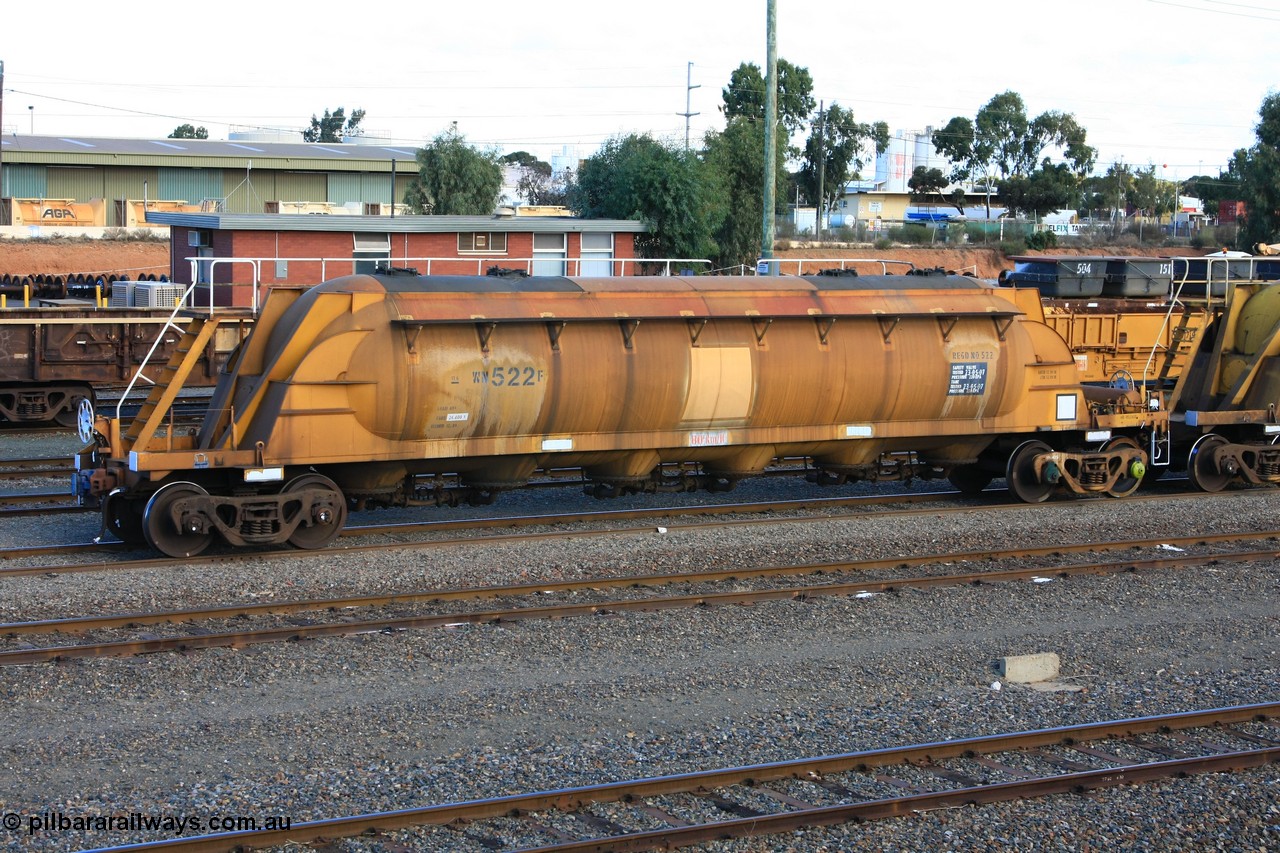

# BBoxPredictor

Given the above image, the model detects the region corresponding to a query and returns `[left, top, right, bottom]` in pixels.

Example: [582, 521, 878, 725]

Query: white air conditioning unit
[135, 282, 186, 308]
[187, 230, 209, 248]
[108, 282, 136, 308]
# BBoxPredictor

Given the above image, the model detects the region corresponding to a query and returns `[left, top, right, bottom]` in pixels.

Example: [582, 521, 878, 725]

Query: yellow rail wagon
[74, 270, 1164, 557]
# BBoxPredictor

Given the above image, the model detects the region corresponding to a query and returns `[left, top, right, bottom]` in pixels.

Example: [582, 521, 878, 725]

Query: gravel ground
[0, 434, 1278, 852]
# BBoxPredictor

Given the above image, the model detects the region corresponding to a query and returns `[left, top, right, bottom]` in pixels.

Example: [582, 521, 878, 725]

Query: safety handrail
[114, 279, 203, 421]
[185, 257, 263, 313]
[1140, 255, 1241, 388]
[179, 256, 713, 287]
[754, 258, 918, 275]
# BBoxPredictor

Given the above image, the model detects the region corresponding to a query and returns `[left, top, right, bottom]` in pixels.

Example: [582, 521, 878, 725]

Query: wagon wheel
[1005, 440, 1055, 503]
[1108, 369, 1135, 391]
[103, 489, 146, 545]
[56, 387, 94, 430]
[1102, 436, 1144, 498]
[283, 474, 347, 550]
[1187, 433, 1232, 492]
[143, 481, 214, 558]
[75, 397, 99, 444]
[947, 464, 993, 494]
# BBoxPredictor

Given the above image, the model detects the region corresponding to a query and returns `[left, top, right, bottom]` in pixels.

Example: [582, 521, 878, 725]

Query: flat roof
[147, 212, 647, 234]
[0, 133, 420, 162]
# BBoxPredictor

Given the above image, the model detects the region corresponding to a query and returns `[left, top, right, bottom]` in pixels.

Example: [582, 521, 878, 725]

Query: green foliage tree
[933, 91, 1095, 217]
[501, 151, 545, 171]
[1128, 165, 1177, 222]
[567, 133, 723, 262]
[702, 61, 807, 267]
[720, 59, 816, 138]
[702, 110, 793, 270]
[302, 107, 366, 143]
[403, 128, 504, 215]
[908, 166, 968, 214]
[1231, 93, 1280, 248]
[1081, 162, 1135, 224]
[997, 161, 1079, 218]
[797, 104, 888, 222]
[1182, 173, 1229, 218]
[168, 124, 208, 140]
[501, 151, 567, 206]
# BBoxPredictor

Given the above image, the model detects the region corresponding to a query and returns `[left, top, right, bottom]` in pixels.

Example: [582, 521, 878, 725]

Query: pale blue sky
[3, 0, 1276, 178]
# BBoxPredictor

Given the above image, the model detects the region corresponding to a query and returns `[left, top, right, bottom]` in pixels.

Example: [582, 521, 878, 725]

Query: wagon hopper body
[74, 271, 1163, 556]
[1166, 278, 1280, 491]
[1040, 298, 1208, 387]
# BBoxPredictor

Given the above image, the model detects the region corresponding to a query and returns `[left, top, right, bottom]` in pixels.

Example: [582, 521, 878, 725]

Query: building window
[532, 232, 566, 277]
[458, 232, 508, 253]
[580, 231, 614, 277]
[353, 233, 390, 274]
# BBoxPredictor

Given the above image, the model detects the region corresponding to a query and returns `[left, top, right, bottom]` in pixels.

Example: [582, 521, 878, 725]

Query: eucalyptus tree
[404, 127, 504, 215]
[932, 91, 1095, 217]
[568, 133, 723, 262]
[1231, 93, 1280, 248]
[302, 107, 366, 143]
[798, 104, 888, 226]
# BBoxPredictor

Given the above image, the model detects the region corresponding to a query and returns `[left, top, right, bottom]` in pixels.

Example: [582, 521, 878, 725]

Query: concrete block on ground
[1000, 652, 1060, 683]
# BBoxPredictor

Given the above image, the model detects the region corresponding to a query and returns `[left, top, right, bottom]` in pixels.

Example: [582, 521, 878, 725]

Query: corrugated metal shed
[158, 167, 225, 204]
[47, 166, 106, 201]
[0, 134, 417, 172]
[1, 134, 466, 217]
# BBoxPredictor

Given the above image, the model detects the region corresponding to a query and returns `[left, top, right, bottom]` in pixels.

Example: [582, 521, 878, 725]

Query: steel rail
[0, 456, 72, 476]
[0, 489, 1273, 576]
[3, 535, 1276, 666]
[79, 703, 1280, 853]
[0, 490, 982, 563]
[0, 483, 1269, 576]
[3, 527, 1277, 634]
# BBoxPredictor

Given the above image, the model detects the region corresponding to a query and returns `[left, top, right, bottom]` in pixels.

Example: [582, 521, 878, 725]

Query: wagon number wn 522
[473, 366, 546, 387]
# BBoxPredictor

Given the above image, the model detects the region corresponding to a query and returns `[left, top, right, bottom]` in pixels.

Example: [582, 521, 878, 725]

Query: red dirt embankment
[0, 240, 170, 277]
[0, 238, 1211, 281]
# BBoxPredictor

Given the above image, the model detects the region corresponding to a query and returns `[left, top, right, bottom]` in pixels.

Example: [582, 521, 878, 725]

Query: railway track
[0, 476, 1235, 567]
[84, 703, 1280, 852]
[1, 527, 1275, 665]
[0, 456, 74, 480]
[0, 489, 975, 562]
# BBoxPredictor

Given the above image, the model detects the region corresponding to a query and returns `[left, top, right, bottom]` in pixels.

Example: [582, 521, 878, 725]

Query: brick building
[146, 211, 648, 307]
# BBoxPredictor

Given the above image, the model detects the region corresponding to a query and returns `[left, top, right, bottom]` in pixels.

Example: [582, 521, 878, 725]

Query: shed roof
[146, 212, 648, 234]
[1, 134, 420, 171]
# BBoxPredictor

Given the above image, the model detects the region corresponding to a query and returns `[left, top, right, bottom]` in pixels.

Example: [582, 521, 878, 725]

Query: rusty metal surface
[0, 307, 252, 423]
[163, 274, 1082, 488]
[1041, 299, 1209, 384]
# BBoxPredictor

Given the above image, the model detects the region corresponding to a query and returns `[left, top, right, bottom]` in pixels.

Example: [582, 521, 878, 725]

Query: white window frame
[353, 233, 390, 275]
[532, 232, 567, 277]
[579, 231, 614, 277]
[457, 232, 509, 254]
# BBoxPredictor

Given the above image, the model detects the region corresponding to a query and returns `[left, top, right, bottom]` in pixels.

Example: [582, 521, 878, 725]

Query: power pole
[815, 100, 825, 237]
[0, 61, 5, 197]
[678, 62, 700, 151]
[760, 0, 777, 273]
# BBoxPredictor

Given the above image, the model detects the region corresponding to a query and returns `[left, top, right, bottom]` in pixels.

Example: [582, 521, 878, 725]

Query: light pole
[27, 105, 33, 134]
